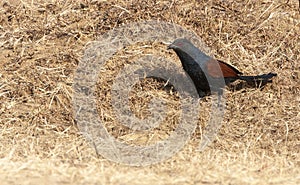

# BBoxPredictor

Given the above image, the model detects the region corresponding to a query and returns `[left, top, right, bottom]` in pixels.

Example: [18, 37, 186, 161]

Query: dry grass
[0, 0, 299, 184]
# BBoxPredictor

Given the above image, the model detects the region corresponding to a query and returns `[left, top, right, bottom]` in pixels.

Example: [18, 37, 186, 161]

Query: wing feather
[206, 59, 242, 78]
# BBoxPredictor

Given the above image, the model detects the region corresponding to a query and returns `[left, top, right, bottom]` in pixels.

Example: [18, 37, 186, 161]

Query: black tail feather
[239, 73, 277, 83]
[227, 72, 277, 91]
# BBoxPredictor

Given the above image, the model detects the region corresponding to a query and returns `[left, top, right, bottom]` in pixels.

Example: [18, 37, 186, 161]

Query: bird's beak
[167, 44, 173, 50]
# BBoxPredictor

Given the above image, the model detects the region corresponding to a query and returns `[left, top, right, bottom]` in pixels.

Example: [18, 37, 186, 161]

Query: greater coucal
[168, 38, 277, 97]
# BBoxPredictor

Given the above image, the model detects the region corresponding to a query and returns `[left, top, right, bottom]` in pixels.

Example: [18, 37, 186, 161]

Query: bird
[167, 38, 277, 97]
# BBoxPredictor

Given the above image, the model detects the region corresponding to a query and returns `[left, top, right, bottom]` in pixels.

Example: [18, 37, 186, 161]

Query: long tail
[239, 72, 277, 83]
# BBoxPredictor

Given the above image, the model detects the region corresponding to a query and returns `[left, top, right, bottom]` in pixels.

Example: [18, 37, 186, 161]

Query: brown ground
[0, 0, 299, 184]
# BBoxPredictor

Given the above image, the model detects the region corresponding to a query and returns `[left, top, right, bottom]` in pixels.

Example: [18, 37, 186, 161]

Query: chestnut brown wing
[205, 59, 242, 78]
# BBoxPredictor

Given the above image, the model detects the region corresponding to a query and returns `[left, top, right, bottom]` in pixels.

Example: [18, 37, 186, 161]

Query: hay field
[0, 0, 299, 184]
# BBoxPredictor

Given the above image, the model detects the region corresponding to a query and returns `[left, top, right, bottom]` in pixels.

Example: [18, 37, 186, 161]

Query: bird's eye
[176, 42, 183, 46]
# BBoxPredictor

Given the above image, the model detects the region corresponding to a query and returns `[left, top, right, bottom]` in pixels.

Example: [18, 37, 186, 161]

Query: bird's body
[168, 38, 277, 97]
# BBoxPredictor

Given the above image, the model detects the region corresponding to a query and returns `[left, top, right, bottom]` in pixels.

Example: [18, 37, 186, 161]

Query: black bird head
[167, 38, 192, 51]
